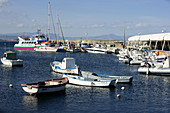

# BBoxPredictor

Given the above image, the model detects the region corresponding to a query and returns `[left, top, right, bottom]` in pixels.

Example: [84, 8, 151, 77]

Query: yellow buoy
[121, 86, 125, 90]
[9, 84, 13, 88]
[117, 94, 120, 98]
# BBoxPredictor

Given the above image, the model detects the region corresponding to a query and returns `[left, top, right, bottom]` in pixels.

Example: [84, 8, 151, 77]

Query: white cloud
[32, 19, 36, 22]
[127, 23, 149, 29]
[0, 0, 9, 7]
[135, 23, 148, 27]
[0, 0, 9, 13]
[91, 24, 104, 28]
[17, 24, 24, 28]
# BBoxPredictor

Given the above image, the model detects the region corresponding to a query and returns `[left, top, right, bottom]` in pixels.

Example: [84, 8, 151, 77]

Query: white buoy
[121, 86, 125, 90]
[9, 84, 13, 88]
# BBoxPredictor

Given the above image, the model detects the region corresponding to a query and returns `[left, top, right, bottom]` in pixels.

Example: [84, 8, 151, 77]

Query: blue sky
[0, 0, 170, 37]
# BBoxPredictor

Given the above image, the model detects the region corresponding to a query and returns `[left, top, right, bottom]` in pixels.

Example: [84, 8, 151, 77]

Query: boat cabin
[61, 58, 76, 69]
[3, 51, 17, 60]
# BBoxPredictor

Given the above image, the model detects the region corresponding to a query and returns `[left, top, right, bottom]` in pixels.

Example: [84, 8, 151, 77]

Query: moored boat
[1, 51, 23, 66]
[21, 77, 68, 95]
[14, 30, 48, 50]
[138, 56, 170, 75]
[63, 74, 117, 87]
[81, 71, 133, 83]
[85, 47, 113, 54]
[50, 57, 79, 74]
[34, 46, 58, 52]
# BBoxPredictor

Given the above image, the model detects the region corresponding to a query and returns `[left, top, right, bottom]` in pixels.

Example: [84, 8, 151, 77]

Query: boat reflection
[22, 96, 38, 111]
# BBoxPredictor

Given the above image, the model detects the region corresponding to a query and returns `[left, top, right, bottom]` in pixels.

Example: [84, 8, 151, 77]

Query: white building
[128, 33, 170, 50]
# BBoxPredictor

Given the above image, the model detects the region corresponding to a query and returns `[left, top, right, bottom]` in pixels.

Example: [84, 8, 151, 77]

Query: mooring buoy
[121, 86, 125, 90]
[9, 84, 13, 88]
[117, 94, 120, 98]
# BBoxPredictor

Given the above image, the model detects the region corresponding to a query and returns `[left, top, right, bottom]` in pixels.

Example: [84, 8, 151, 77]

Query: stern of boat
[109, 79, 117, 87]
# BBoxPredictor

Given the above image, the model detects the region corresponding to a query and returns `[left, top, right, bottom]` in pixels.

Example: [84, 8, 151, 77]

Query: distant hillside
[0, 33, 130, 41]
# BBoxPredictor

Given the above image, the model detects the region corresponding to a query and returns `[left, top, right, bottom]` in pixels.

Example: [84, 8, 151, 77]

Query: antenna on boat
[85, 32, 88, 42]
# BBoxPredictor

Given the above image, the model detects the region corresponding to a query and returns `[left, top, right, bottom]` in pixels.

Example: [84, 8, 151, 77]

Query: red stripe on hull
[14, 47, 35, 50]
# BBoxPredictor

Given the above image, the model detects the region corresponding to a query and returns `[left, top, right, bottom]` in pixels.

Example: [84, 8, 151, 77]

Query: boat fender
[144, 63, 151, 68]
[162, 57, 167, 64]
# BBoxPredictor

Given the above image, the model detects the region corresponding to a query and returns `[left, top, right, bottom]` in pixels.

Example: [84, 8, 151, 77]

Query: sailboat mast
[57, 10, 59, 44]
[48, 2, 50, 41]
[123, 24, 125, 48]
[50, 4, 57, 43]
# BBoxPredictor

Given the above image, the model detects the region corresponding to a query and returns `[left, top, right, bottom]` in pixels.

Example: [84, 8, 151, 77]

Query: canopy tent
[128, 33, 170, 41]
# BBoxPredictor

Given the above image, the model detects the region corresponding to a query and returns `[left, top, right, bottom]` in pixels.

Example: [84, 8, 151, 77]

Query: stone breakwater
[52, 40, 124, 47]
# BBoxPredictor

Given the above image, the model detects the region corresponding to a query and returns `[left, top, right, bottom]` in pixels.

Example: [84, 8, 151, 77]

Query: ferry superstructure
[14, 33, 48, 50]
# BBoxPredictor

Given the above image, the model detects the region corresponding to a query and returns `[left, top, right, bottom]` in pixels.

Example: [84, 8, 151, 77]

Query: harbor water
[0, 42, 169, 113]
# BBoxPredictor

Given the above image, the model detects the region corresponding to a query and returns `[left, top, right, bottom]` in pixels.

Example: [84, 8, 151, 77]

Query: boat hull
[130, 60, 142, 65]
[85, 48, 112, 54]
[81, 71, 133, 83]
[1, 58, 23, 66]
[21, 77, 68, 95]
[14, 46, 35, 50]
[21, 84, 66, 95]
[34, 47, 58, 52]
[63, 74, 116, 87]
[138, 67, 170, 75]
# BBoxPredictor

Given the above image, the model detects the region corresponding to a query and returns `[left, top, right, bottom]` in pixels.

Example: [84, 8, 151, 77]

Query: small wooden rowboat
[21, 77, 68, 95]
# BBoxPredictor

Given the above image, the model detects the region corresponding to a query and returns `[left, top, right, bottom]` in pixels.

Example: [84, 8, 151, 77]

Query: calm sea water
[0, 42, 169, 113]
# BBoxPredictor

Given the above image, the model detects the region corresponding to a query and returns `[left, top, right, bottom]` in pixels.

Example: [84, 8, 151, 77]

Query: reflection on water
[64, 84, 117, 113]
[22, 96, 38, 111]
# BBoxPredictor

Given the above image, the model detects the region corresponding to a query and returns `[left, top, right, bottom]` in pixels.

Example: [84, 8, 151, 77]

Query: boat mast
[50, 4, 57, 43]
[57, 10, 59, 44]
[123, 24, 125, 48]
[57, 10, 65, 44]
[48, 2, 50, 41]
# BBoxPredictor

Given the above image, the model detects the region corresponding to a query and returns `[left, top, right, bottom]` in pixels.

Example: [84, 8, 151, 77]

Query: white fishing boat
[63, 74, 116, 87]
[21, 77, 68, 95]
[138, 56, 170, 75]
[1, 51, 23, 66]
[81, 71, 133, 83]
[50, 57, 79, 75]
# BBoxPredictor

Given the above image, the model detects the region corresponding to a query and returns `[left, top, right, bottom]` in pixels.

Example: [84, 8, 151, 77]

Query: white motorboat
[50, 57, 79, 75]
[130, 59, 143, 65]
[138, 56, 170, 75]
[21, 77, 68, 95]
[63, 74, 116, 87]
[1, 51, 23, 66]
[81, 71, 133, 83]
[34, 46, 58, 52]
[85, 47, 112, 54]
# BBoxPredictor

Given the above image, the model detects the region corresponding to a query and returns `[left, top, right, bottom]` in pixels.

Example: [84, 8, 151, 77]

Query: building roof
[128, 33, 170, 41]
